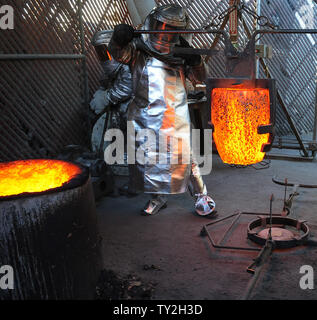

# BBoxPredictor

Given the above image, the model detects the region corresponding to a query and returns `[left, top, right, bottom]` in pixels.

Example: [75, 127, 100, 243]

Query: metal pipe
[134, 28, 232, 43]
[266, 154, 314, 162]
[242, 240, 274, 300]
[135, 28, 317, 40]
[252, 29, 317, 41]
[219, 213, 242, 246]
[0, 54, 86, 60]
[126, 0, 155, 26]
[272, 176, 317, 189]
[77, 0, 90, 128]
[313, 81, 317, 157]
[255, 0, 261, 78]
[272, 144, 304, 150]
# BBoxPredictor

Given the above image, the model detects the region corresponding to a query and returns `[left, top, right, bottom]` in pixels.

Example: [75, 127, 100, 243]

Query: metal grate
[0, 0, 131, 161]
[259, 0, 317, 136]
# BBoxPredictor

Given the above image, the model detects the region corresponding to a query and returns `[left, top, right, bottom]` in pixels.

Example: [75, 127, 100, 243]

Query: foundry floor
[96, 154, 317, 300]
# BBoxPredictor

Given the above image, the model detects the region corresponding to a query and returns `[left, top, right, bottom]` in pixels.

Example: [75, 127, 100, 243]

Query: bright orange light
[212, 88, 271, 165]
[0, 159, 83, 198]
[106, 50, 112, 61]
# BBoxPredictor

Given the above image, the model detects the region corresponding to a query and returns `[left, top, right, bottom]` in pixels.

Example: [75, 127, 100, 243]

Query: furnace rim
[0, 159, 89, 202]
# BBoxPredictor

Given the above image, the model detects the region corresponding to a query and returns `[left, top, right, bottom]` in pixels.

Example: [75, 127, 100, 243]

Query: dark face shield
[94, 44, 112, 62]
[149, 20, 181, 46]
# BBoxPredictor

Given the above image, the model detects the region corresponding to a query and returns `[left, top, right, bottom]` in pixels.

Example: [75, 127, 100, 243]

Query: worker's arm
[107, 64, 133, 105]
[175, 36, 207, 86]
[187, 61, 207, 87]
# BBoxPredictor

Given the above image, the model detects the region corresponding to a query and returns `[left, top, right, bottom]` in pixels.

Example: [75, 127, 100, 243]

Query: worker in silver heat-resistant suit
[90, 30, 133, 136]
[109, 4, 216, 217]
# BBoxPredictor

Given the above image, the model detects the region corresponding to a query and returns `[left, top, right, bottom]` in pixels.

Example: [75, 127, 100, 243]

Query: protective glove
[113, 24, 135, 48]
[174, 36, 201, 67]
[90, 89, 110, 115]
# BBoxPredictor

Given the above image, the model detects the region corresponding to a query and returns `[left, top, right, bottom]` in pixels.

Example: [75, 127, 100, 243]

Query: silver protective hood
[92, 30, 113, 62]
[142, 4, 190, 55]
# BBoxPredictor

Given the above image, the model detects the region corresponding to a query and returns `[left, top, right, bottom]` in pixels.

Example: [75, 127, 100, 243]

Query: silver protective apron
[128, 57, 191, 194]
[109, 37, 208, 196]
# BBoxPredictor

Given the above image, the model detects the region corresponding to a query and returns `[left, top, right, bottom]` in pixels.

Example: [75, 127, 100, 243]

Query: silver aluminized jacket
[109, 37, 206, 195]
[99, 60, 132, 114]
[91, 59, 133, 152]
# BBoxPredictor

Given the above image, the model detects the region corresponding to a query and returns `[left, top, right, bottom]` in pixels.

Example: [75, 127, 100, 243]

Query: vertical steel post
[256, 0, 261, 78]
[78, 0, 89, 112]
[313, 81, 317, 157]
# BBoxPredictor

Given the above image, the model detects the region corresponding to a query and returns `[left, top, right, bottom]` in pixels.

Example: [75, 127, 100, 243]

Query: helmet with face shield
[92, 30, 113, 62]
[144, 4, 190, 54]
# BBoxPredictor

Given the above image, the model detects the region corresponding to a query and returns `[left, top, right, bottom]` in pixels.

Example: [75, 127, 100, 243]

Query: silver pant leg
[189, 158, 207, 196]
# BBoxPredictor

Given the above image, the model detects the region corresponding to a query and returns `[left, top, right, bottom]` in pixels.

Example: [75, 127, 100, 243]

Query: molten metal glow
[0, 159, 82, 198]
[106, 50, 112, 61]
[212, 88, 270, 165]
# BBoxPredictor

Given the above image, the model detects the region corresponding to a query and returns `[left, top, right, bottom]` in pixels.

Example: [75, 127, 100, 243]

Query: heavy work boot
[141, 194, 168, 216]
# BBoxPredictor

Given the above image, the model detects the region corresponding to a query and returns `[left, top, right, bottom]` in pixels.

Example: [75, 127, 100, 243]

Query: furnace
[0, 159, 84, 199]
[207, 78, 276, 166]
[0, 159, 101, 300]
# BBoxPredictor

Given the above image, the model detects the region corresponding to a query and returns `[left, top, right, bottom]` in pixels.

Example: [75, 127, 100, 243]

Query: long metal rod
[266, 154, 314, 162]
[242, 240, 274, 300]
[134, 28, 232, 46]
[252, 29, 317, 40]
[135, 28, 228, 36]
[272, 176, 317, 189]
[0, 54, 86, 60]
[219, 213, 242, 245]
[272, 144, 306, 150]
[135, 28, 317, 39]
[274, 82, 310, 157]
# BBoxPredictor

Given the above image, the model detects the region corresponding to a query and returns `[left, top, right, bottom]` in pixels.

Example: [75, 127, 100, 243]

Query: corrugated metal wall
[0, 0, 131, 161]
[0, 0, 316, 161]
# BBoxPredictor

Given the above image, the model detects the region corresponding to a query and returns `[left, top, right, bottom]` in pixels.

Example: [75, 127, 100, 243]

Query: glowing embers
[0, 159, 83, 198]
[212, 88, 271, 165]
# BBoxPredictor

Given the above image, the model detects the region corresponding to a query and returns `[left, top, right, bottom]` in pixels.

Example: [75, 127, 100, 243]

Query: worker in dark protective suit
[90, 30, 133, 152]
[109, 4, 216, 217]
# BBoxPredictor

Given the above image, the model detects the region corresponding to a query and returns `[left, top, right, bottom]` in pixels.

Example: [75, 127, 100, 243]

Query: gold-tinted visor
[149, 20, 181, 44]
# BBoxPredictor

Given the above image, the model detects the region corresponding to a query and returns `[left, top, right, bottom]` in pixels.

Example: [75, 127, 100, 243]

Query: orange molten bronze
[0, 159, 82, 198]
[212, 88, 271, 165]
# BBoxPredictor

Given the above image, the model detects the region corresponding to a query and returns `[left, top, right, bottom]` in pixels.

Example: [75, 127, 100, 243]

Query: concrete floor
[96, 155, 317, 300]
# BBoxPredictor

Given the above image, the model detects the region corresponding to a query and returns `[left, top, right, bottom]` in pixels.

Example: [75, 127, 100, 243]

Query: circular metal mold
[0, 159, 101, 300]
[258, 227, 295, 241]
[247, 216, 310, 249]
